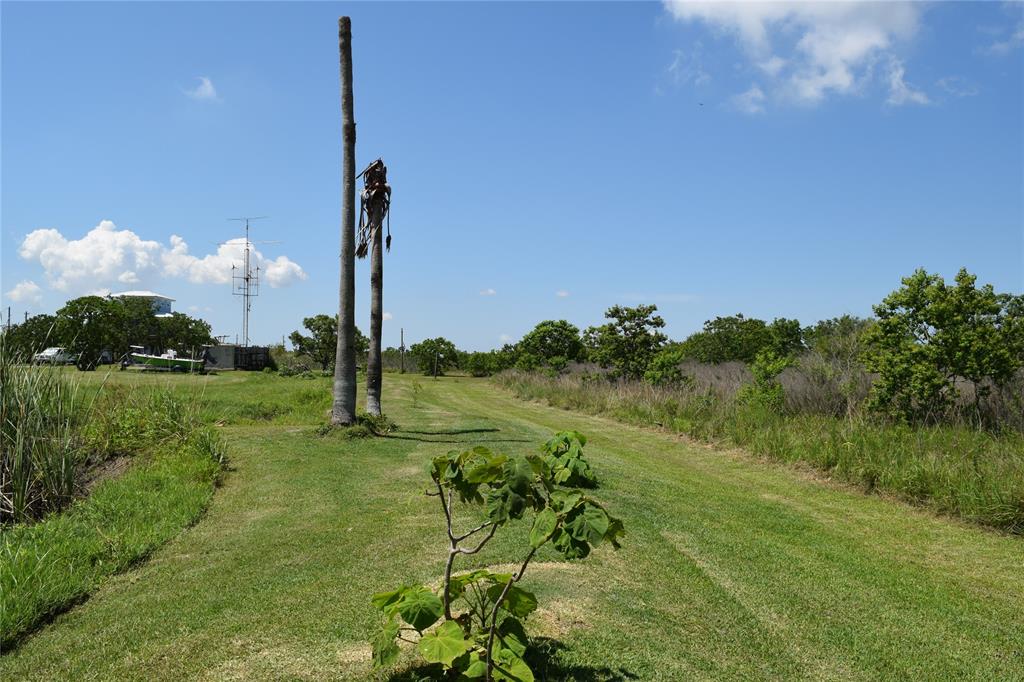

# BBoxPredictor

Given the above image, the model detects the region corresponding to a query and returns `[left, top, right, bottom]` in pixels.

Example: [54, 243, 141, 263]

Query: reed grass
[0, 339, 84, 524]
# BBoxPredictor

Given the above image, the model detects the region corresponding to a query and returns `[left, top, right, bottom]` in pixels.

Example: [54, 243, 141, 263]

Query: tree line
[284, 268, 1022, 425]
[2, 295, 214, 369]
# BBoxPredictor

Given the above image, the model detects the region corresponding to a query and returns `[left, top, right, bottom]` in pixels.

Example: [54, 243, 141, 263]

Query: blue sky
[2, 1, 1022, 350]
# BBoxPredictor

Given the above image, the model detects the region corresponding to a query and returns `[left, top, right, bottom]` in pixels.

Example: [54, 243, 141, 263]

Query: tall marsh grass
[0, 339, 84, 524]
[495, 371, 1024, 533]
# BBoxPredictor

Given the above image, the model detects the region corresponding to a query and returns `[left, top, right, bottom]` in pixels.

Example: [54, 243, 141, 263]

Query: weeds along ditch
[495, 371, 1024, 533]
[0, 345, 226, 649]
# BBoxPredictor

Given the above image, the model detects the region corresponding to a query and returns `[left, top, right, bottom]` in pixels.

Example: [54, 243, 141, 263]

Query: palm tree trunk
[366, 222, 383, 416]
[332, 16, 357, 426]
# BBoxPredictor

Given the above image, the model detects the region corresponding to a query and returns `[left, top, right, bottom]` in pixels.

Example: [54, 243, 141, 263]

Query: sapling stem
[485, 545, 540, 682]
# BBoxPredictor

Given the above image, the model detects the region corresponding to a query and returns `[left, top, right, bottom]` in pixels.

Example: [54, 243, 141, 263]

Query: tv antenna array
[228, 216, 269, 347]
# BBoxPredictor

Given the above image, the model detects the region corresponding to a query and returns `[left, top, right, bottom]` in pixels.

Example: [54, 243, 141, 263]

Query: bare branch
[456, 524, 498, 555]
[454, 520, 492, 543]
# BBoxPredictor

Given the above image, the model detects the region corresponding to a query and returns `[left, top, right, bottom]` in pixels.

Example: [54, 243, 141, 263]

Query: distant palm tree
[332, 16, 357, 426]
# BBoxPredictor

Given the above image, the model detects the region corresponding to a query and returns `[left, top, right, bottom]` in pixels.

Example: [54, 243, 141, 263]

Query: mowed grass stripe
[1, 372, 1021, 680]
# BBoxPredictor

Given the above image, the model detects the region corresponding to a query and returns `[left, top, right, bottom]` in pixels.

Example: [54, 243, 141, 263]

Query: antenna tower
[229, 216, 267, 346]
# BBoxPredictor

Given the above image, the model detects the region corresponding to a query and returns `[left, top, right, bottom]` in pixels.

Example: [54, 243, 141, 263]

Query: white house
[112, 290, 175, 317]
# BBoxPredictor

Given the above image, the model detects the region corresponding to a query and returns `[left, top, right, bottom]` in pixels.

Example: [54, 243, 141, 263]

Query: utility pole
[400, 327, 405, 374]
[332, 15, 358, 426]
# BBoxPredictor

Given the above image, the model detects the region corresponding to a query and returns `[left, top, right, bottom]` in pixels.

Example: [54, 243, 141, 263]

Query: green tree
[863, 268, 1024, 423]
[410, 337, 459, 376]
[767, 317, 805, 358]
[804, 315, 874, 361]
[644, 343, 692, 387]
[583, 305, 667, 379]
[518, 320, 583, 366]
[56, 296, 121, 369]
[157, 313, 214, 358]
[3, 314, 58, 358]
[679, 314, 770, 364]
[290, 314, 367, 371]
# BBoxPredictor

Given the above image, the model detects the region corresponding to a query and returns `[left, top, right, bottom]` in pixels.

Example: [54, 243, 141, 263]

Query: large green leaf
[529, 507, 557, 548]
[565, 504, 609, 545]
[486, 584, 538, 618]
[465, 453, 508, 484]
[486, 486, 526, 524]
[371, 585, 410, 617]
[397, 586, 443, 631]
[492, 647, 535, 682]
[460, 651, 488, 678]
[552, 527, 590, 559]
[497, 617, 529, 658]
[548, 490, 582, 513]
[418, 620, 472, 666]
[370, 618, 400, 667]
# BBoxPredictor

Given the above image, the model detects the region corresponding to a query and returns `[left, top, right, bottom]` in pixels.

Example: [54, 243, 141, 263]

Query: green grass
[1, 372, 1022, 680]
[495, 371, 1024, 533]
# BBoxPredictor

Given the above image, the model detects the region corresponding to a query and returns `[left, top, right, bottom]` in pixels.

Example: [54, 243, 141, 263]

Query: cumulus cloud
[383, 312, 393, 321]
[499, 334, 512, 343]
[886, 57, 929, 106]
[479, 288, 496, 296]
[184, 76, 219, 101]
[19, 219, 306, 294]
[4, 280, 42, 305]
[556, 290, 570, 298]
[664, 1, 925, 108]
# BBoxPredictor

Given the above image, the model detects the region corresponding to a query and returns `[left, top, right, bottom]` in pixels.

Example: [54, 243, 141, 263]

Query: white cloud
[556, 290, 570, 298]
[4, 280, 42, 305]
[986, 22, 1024, 55]
[184, 76, 219, 101]
[936, 76, 978, 98]
[886, 57, 929, 106]
[479, 288, 496, 296]
[499, 334, 512, 343]
[664, 1, 924, 107]
[731, 85, 766, 114]
[383, 312, 393, 321]
[19, 219, 306, 294]
[667, 44, 712, 87]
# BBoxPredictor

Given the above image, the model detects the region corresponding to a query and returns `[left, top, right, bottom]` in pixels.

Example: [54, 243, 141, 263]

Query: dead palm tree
[357, 159, 391, 417]
[331, 16, 357, 426]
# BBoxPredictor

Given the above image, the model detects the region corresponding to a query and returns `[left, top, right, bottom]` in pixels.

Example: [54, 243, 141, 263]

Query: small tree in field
[518, 320, 583, 369]
[583, 304, 667, 379]
[370, 432, 623, 681]
[863, 268, 1024, 423]
[290, 315, 367, 371]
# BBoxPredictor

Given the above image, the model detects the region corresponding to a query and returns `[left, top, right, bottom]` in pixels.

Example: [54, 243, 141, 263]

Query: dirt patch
[78, 455, 132, 494]
[532, 597, 592, 637]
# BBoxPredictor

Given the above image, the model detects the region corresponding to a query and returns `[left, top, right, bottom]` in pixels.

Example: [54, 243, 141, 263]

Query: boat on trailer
[126, 346, 205, 373]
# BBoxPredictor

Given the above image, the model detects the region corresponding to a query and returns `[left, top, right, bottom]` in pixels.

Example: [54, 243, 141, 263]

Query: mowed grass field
[2, 371, 1022, 680]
